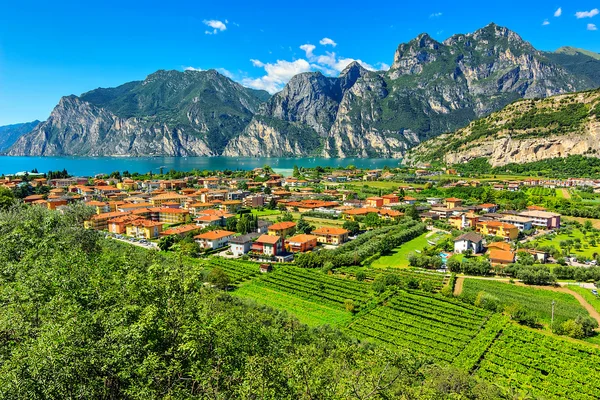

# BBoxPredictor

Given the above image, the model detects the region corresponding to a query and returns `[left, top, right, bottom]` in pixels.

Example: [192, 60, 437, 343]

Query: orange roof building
[312, 227, 349, 245]
[286, 234, 318, 253]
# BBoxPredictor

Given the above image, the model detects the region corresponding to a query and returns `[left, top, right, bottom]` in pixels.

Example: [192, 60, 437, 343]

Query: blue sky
[1, 0, 599, 126]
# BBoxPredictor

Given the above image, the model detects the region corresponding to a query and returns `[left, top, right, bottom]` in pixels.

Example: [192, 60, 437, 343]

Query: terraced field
[476, 325, 600, 399]
[348, 291, 494, 362]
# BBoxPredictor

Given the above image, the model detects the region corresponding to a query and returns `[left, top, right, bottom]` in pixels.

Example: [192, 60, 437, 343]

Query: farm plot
[476, 324, 600, 400]
[207, 258, 261, 284]
[348, 290, 492, 362]
[256, 266, 374, 311]
[461, 279, 591, 325]
[339, 267, 448, 292]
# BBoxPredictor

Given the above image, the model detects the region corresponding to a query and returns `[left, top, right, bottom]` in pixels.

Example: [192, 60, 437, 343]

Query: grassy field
[461, 279, 591, 326]
[233, 283, 352, 326]
[250, 209, 282, 217]
[370, 232, 442, 269]
[531, 228, 600, 258]
[564, 216, 600, 229]
[568, 285, 600, 314]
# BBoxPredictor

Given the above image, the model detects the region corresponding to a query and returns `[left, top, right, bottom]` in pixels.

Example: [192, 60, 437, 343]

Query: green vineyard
[348, 291, 493, 362]
[476, 325, 600, 399]
[207, 258, 262, 283]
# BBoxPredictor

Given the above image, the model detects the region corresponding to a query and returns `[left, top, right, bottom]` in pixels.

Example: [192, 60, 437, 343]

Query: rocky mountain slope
[225, 23, 597, 158]
[8, 23, 600, 158]
[405, 88, 600, 167]
[0, 121, 40, 152]
[7, 70, 269, 156]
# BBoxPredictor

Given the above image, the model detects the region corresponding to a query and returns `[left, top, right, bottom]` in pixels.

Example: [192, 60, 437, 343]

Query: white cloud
[588, 23, 598, 31]
[542, 19, 550, 26]
[430, 12, 442, 18]
[299, 44, 316, 59]
[203, 19, 227, 35]
[243, 59, 312, 93]
[216, 68, 234, 78]
[554, 7, 562, 17]
[378, 62, 391, 71]
[319, 37, 337, 47]
[184, 66, 203, 71]
[576, 9, 599, 18]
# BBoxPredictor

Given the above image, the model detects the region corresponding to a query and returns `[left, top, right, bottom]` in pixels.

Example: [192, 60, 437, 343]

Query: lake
[0, 156, 402, 176]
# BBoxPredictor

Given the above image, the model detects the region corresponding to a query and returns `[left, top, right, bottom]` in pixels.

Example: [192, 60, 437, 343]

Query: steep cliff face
[0, 120, 40, 152]
[8, 70, 268, 156]
[225, 23, 594, 158]
[406, 89, 600, 167]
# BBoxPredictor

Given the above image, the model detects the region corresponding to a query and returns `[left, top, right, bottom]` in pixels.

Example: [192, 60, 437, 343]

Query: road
[108, 236, 158, 250]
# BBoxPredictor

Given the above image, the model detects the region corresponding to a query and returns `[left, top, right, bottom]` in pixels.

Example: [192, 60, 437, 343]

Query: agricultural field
[461, 279, 591, 325]
[531, 227, 600, 258]
[339, 267, 448, 292]
[370, 232, 437, 269]
[206, 258, 262, 284]
[568, 285, 600, 314]
[348, 290, 494, 362]
[233, 283, 352, 326]
[476, 324, 600, 399]
[252, 265, 375, 311]
[527, 187, 556, 197]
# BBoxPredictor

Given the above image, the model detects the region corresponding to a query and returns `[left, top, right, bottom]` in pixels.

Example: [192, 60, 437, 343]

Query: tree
[364, 212, 381, 228]
[207, 267, 230, 290]
[405, 205, 420, 220]
[179, 241, 200, 257]
[447, 256, 461, 273]
[267, 197, 277, 210]
[263, 186, 272, 195]
[343, 220, 360, 235]
[158, 235, 177, 251]
[296, 218, 314, 234]
[293, 165, 301, 178]
[0, 187, 15, 210]
[237, 181, 248, 190]
[225, 216, 238, 232]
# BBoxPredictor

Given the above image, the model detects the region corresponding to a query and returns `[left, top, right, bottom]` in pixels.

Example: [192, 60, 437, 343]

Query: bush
[474, 291, 500, 312]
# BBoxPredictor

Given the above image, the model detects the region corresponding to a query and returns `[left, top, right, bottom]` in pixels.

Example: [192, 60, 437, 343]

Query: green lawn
[531, 228, 600, 258]
[250, 209, 282, 217]
[232, 282, 352, 326]
[461, 279, 591, 326]
[370, 232, 438, 269]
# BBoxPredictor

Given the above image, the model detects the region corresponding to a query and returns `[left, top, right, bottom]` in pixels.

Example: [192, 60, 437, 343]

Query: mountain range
[6, 23, 600, 158]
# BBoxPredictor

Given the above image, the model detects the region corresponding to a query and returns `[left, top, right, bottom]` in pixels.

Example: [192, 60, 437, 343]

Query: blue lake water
[0, 156, 402, 176]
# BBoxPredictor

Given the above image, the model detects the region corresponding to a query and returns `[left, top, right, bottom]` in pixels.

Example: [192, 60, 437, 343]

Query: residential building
[312, 227, 349, 245]
[268, 221, 296, 237]
[381, 194, 400, 204]
[252, 234, 284, 256]
[194, 230, 235, 249]
[445, 198, 463, 209]
[286, 234, 318, 253]
[84, 211, 131, 230]
[366, 197, 384, 208]
[126, 219, 163, 239]
[107, 215, 145, 234]
[453, 232, 484, 254]
[243, 194, 265, 208]
[148, 208, 189, 224]
[160, 224, 202, 238]
[476, 221, 519, 240]
[480, 203, 499, 213]
[489, 249, 515, 265]
[150, 193, 188, 207]
[518, 210, 561, 229]
[229, 233, 259, 256]
[499, 215, 534, 232]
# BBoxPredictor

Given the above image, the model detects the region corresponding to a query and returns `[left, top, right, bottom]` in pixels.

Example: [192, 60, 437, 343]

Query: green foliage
[342, 220, 360, 235]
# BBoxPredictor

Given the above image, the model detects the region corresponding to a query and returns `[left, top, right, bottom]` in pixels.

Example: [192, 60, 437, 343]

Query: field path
[454, 276, 465, 296]
[560, 188, 571, 199]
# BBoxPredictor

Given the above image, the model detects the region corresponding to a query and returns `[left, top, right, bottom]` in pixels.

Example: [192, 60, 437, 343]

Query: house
[445, 198, 463, 209]
[268, 221, 296, 237]
[489, 249, 515, 265]
[487, 241, 511, 252]
[476, 221, 519, 240]
[286, 234, 318, 253]
[518, 210, 561, 229]
[312, 227, 349, 245]
[252, 234, 284, 256]
[194, 230, 235, 249]
[499, 215, 534, 232]
[366, 197, 384, 208]
[426, 197, 442, 205]
[107, 215, 145, 234]
[403, 196, 417, 205]
[453, 232, 484, 254]
[480, 203, 499, 213]
[229, 233, 259, 256]
[160, 224, 202, 238]
[256, 220, 272, 234]
[260, 263, 273, 273]
[84, 211, 131, 230]
[381, 194, 400, 204]
[150, 192, 188, 207]
[125, 219, 163, 239]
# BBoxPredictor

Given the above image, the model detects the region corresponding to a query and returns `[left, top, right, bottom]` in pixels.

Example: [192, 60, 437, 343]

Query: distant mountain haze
[7, 23, 600, 158]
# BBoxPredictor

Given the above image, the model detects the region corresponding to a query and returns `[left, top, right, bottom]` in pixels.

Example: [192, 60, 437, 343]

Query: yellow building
[125, 220, 163, 239]
[312, 227, 349, 245]
[150, 192, 188, 207]
[476, 221, 519, 240]
[268, 221, 296, 237]
[221, 200, 242, 213]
